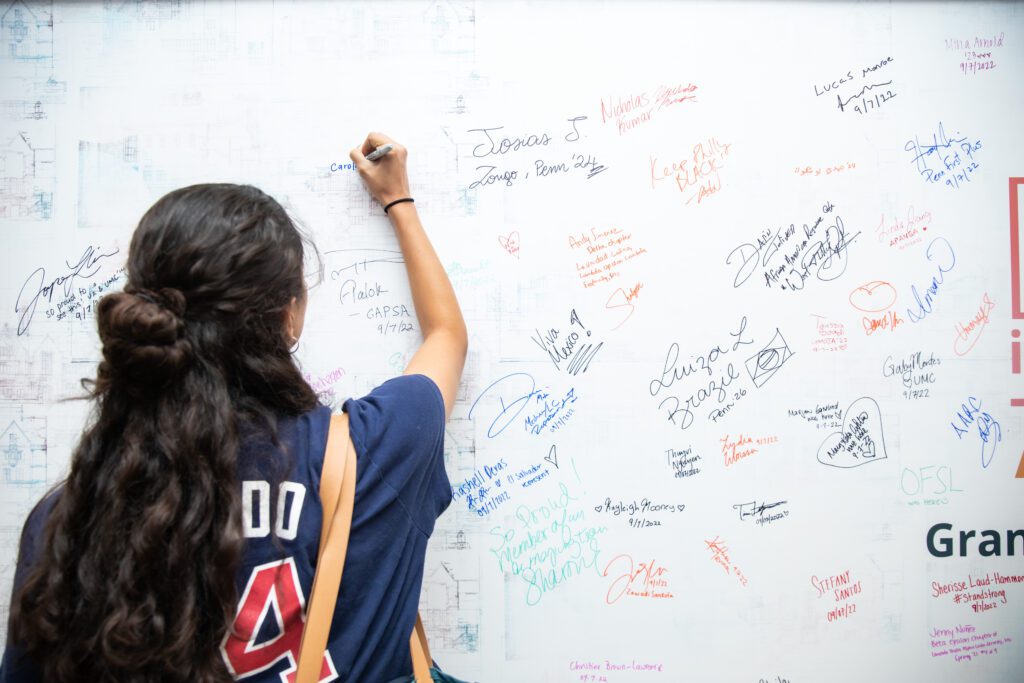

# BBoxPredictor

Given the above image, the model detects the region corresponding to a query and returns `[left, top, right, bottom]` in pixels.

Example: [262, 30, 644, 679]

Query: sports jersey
[1, 373, 452, 683]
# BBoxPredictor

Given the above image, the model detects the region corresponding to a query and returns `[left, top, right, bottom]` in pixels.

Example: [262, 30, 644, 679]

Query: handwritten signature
[953, 293, 995, 356]
[727, 206, 859, 291]
[15, 245, 121, 335]
[705, 536, 748, 586]
[605, 282, 642, 330]
[523, 387, 577, 435]
[836, 80, 893, 111]
[649, 138, 731, 205]
[774, 216, 860, 290]
[733, 500, 788, 521]
[906, 237, 956, 323]
[950, 396, 1001, 468]
[469, 373, 577, 438]
[649, 317, 752, 396]
[469, 373, 541, 438]
[653, 83, 698, 109]
[649, 318, 752, 430]
[904, 122, 968, 176]
[324, 248, 404, 279]
[602, 554, 670, 604]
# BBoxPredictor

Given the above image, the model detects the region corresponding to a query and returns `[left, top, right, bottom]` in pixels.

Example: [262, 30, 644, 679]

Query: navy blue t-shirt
[1, 374, 451, 683]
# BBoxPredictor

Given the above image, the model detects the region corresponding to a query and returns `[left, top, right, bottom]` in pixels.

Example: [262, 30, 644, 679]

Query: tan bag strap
[317, 414, 352, 552]
[296, 412, 435, 683]
[410, 612, 433, 681]
[296, 414, 356, 683]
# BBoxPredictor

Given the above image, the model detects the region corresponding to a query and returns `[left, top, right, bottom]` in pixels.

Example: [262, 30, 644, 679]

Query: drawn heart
[498, 231, 520, 257]
[544, 444, 559, 469]
[848, 280, 897, 313]
[816, 397, 888, 468]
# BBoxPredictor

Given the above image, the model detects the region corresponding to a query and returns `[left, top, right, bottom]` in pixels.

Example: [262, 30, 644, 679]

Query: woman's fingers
[361, 131, 393, 157]
[350, 132, 411, 206]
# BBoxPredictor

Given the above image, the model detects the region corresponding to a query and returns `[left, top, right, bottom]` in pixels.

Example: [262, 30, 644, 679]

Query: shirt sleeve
[1, 492, 58, 682]
[343, 374, 451, 536]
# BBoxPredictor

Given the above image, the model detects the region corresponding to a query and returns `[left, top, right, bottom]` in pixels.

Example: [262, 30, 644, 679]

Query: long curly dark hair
[9, 184, 321, 681]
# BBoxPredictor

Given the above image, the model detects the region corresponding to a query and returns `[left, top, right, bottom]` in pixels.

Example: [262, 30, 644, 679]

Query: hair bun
[97, 288, 192, 392]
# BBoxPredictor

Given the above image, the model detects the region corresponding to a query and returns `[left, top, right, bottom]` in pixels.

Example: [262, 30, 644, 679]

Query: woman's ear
[285, 293, 308, 344]
[285, 296, 298, 343]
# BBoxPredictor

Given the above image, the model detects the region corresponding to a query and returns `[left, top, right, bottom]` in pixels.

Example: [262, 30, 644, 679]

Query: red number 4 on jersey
[221, 558, 338, 682]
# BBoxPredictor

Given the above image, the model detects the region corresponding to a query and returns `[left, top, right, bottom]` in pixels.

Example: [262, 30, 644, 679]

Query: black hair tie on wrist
[383, 197, 415, 214]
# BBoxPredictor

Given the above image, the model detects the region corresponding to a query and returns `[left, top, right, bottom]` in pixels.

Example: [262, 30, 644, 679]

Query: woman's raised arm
[350, 132, 468, 418]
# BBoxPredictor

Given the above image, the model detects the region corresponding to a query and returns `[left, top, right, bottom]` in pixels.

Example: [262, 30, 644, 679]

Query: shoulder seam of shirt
[344, 374, 446, 538]
[348, 417, 440, 540]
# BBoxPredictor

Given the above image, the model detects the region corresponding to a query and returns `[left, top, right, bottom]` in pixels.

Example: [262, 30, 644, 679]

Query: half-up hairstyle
[10, 184, 320, 682]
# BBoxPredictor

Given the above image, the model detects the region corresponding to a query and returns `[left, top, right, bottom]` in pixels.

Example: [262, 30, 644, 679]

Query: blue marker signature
[524, 388, 577, 434]
[905, 122, 968, 174]
[469, 374, 579, 438]
[906, 237, 956, 323]
[950, 396, 1001, 468]
[469, 373, 543, 438]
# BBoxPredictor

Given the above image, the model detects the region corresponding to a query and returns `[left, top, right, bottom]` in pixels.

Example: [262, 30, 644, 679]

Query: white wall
[1, 2, 1022, 680]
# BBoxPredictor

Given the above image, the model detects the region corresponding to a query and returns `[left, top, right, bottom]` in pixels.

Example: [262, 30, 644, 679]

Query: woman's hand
[349, 132, 411, 207]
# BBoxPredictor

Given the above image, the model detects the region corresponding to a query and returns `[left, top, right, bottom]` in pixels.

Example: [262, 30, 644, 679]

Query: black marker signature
[732, 499, 788, 521]
[836, 80, 893, 111]
[798, 216, 861, 284]
[15, 246, 121, 335]
[323, 249, 404, 280]
[727, 221, 818, 289]
[648, 317, 752, 397]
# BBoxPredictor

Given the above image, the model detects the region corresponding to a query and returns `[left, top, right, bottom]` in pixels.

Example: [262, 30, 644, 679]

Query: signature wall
[1, 2, 1022, 681]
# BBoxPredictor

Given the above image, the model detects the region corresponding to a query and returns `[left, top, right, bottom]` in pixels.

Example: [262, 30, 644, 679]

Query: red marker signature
[498, 231, 520, 259]
[605, 282, 643, 329]
[602, 554, 669, 604]
[863, 310, 905, 335]
[953, 293, 995, 356]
